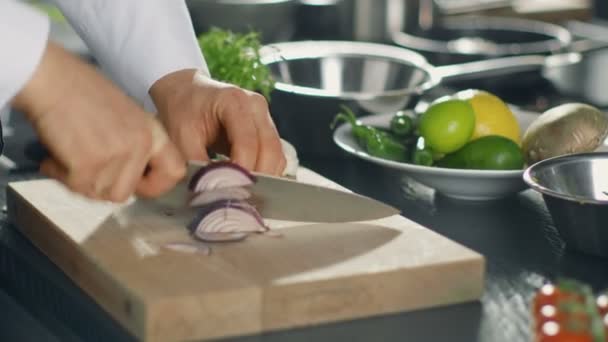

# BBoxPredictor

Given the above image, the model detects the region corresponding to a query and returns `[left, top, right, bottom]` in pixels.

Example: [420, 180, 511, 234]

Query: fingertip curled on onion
[280, 138, 299, 178]
[188, 161, 256, 193]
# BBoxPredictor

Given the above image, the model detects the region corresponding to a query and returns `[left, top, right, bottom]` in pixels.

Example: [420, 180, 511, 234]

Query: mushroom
[522, 103, 608, 164]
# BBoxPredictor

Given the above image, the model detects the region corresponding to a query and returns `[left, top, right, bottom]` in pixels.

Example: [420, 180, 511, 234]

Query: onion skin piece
[188, 199, 269, 239]
[188, 187, 251, 207]
[163, 242, 211, 255]
[188, 161, 256, 193]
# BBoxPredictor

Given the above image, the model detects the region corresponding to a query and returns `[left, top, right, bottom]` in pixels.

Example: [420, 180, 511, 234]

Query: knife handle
[25, 116, 166, 176]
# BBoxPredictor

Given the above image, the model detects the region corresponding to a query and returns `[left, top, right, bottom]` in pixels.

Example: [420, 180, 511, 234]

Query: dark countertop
[3, 21, 608, 342]
[1, 110, 608, 342]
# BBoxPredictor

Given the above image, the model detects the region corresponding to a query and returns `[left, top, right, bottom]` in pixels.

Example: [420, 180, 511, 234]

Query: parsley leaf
[197, 28, 275, 100]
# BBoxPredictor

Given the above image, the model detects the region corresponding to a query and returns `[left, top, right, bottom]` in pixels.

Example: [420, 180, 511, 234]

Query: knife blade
[25, 141, 400, 222]
[186, 161, 400, 222]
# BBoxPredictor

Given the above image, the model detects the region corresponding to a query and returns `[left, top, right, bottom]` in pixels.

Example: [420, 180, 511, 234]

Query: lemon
[418, 99, 476, 154]
[455, 89, 522, 145]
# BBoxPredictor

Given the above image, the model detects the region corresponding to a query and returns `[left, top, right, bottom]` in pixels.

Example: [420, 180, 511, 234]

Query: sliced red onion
[188, 161, 256, 193]
[188, 200, 269, 240]
[188, 187, 251, 207]
[195, 232, 249, 242]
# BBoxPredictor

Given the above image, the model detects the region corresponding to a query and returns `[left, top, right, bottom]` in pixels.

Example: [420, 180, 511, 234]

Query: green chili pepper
[331, 105, 408, 162]
[365, 131, 408, 162]
[412, 149, 433, 166]
[411, 137, 434, 166]
[390, 112, 414, 137]
[331, 106, 366, 145]
[331, 113, 368, 146]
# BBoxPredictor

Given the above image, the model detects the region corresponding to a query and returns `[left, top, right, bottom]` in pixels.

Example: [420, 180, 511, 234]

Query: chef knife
[186, 162, 400, 222]
[24, 141, 400, 222]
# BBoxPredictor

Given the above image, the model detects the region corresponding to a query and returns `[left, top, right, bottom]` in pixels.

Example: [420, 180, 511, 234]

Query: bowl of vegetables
[333, 89, 608, 200]
[332, 89, 534, 200]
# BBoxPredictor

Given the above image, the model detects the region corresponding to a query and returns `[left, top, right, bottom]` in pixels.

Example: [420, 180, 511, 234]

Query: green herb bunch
[197, 27, 275, 100]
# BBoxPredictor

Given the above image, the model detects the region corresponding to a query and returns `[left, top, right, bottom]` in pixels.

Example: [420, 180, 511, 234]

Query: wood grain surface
[6, 167, 485, 342]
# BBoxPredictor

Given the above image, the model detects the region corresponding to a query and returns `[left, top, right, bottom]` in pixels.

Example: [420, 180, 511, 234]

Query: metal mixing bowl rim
[259, 40, 441, 100]
[523, 152, 608, 205]
[392, 15, 573, 57]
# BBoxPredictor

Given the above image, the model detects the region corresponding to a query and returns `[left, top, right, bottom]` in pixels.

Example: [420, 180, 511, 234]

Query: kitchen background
[2, 3, 608, 342]
[4, 0, 608, 168]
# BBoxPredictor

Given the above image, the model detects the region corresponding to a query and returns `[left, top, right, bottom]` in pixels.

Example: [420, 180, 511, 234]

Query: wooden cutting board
[6, 167, 485, 342]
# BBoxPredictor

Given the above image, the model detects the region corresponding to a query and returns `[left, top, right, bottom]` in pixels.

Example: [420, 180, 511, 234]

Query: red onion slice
[188, 200, 269, 238]
[188, 161, 256, 193]
[188, 187, 251, 207]
[195, 232, 249, 242]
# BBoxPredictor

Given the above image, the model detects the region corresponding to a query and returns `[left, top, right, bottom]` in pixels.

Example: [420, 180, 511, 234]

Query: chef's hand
[149, 69, 286, 175]
[12, 41, 186, 202]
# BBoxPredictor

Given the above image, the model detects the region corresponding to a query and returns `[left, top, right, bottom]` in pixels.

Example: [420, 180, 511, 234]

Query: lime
[418, 99, 476, 154]
[437, 135, 524, 170]
[455, 89, 522, 145]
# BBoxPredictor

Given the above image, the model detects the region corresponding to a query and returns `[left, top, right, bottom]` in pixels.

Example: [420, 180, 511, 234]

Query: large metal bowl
[523, 152, 608, 258]
[260, 41, 437, 157]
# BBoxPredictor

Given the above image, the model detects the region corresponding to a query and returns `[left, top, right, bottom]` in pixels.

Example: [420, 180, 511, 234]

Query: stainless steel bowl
[259, 40, 438, 157]
[523, 152, 608, 258]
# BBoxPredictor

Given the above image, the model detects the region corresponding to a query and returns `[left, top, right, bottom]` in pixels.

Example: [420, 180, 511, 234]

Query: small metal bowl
[523, 152, 608, 258]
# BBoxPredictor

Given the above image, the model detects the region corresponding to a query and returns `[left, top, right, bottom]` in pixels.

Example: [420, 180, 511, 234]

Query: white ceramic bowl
[333, 107, 540, 200]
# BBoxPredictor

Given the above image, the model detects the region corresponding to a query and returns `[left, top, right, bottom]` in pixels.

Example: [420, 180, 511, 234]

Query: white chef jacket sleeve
[0, 1, 50, 111]
[49, 0, 209, 112]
